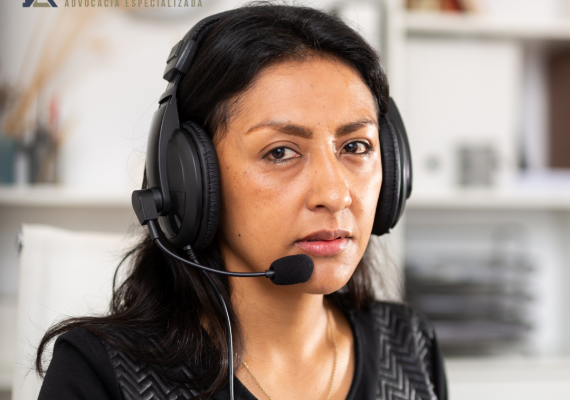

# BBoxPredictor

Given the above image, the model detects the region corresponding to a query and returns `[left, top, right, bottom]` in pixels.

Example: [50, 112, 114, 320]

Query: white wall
[0, 0, 363, 192]
[0, 0, 379, 298]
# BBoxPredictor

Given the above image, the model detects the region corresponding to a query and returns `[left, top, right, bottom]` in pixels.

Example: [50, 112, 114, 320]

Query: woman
[36, 3, 447, 400]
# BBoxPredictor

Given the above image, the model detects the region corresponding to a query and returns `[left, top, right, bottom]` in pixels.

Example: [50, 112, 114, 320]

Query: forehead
[227, 57, 378, 133]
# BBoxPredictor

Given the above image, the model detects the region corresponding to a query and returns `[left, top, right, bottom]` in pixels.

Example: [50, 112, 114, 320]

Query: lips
[295, 229, 351, 257]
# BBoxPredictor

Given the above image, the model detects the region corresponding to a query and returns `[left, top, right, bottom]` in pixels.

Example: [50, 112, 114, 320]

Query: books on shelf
[406, 0, 480, 13]
[407, 0, 569, 20]
[548, 50, 570, 169]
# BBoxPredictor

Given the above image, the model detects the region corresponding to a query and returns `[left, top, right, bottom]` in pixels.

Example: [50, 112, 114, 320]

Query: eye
[342, 141, 371, 155]
[264, 146, 301, 162]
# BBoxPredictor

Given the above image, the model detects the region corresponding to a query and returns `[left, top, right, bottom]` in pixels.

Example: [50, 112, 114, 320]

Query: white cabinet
[404, 37, 522, 192]
[378, 0, 570, 357]
[0, 187, 135, 297]
[0, 187, 135, 392]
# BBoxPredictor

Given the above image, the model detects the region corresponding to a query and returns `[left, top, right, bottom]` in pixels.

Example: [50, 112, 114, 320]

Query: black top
[38, 301, 447, 400]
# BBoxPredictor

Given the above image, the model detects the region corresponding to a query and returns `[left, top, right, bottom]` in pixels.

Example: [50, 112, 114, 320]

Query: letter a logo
[23, 0, 58, 7]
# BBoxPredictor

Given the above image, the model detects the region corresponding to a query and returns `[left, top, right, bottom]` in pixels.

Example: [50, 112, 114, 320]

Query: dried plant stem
[3, 9, 95, 139]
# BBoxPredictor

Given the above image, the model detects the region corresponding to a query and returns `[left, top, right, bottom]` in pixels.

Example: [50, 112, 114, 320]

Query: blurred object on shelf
[0, 78, 15, 124]
[28, 96, 61, 184]
[406, 0, 478, 13]
[1, 9, 95, 185]
[407, 0, 441, 12]
[457, 0, 480, 13]
[0, 77, 17, 184]
[1, 95, 63, 185]
[548, 49, 570, 169]
[405, 224, 534, 356]
[458, 144, 498, 187]
[407, 0, 570, 18]
[0, 137, 15, 184]
[2, 10, 93, 140]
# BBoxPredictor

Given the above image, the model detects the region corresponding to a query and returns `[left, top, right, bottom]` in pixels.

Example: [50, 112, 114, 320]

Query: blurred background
[1, 0, 570, 399]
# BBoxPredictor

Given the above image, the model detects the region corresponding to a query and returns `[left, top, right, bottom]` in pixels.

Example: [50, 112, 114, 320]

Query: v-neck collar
[215, 306, 369, 400]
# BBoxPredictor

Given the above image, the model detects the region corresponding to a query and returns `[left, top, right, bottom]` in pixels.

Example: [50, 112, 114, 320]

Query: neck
[230, 273, 329, 364]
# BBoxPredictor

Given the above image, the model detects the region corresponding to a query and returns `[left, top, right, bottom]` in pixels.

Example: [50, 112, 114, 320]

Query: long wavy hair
[35, 3, 394, 398]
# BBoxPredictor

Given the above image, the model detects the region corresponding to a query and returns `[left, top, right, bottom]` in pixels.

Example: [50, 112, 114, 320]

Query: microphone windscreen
[269, 254, 314, 285]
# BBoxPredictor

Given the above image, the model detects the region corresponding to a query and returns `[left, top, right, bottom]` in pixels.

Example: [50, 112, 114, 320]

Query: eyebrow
[246, 118, 378, 139]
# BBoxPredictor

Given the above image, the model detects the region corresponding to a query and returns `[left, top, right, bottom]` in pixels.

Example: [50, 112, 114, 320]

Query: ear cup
[372, 116, 402, 236]
[387, 98, 413, 205]
[181, 121, 221, 250]
[157, 128, 203, 248]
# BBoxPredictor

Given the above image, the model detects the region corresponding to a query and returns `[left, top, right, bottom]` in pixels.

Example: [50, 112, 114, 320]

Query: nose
[305, 149, 352, 214]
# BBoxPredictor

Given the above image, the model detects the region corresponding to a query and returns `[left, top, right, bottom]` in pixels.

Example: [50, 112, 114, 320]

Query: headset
[131, 9, 413, 400]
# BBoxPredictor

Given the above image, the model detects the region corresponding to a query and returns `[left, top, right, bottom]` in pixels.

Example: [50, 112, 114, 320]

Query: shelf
[446, 357, 570, 400]
[405, 12, 570, 41]
[408, 189, 570, 210]
[0, 186, 132, 208]
[2, 186, 570, 211]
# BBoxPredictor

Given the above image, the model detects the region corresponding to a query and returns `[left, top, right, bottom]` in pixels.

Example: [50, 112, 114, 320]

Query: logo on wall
[23, 0, 58, 7]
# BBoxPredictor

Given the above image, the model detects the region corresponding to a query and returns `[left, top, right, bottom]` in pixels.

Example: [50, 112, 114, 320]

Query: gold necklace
[241, 306, 338, 400]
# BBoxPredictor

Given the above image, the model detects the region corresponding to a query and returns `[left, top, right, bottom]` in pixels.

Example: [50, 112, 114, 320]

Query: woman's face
[215, 56, 382, 294]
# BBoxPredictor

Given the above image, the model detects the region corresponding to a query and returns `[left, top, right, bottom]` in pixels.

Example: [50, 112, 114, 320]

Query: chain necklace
[240, 306, 338, 400]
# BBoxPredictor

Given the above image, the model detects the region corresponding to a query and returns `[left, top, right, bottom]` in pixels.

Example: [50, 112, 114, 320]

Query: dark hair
[36, 3, 390, 398]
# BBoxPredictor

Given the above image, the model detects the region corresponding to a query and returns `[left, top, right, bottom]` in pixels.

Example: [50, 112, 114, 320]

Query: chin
[284, 257, 357, 295]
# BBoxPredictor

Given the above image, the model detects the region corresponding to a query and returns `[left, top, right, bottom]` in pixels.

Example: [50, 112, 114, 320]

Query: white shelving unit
[380, 0, 570, 359]
[1, 1, 569, 396]
[408, 190, 570, 210]
[0, 186, 136, 297]
[0, 187, 136, 392]
[2, 186, 570, 211]
[405, 12, 570, 41]
[0, 186, 132, 208]
[446, 357, 570, 399]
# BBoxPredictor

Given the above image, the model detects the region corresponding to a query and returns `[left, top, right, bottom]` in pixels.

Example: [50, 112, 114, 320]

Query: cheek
[352, 161, 383, 238]
[217, 160, 306, 268]
[345, 162, 382, 281]
[221, 169, 298, 233]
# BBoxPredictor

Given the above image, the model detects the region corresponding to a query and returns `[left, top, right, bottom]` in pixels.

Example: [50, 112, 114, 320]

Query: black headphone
[141, 11, 412, 251]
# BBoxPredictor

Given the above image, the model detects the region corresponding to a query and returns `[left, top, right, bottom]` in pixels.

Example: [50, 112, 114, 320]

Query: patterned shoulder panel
[101, 329, 200, 400]
[370, 302, 438, 400]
